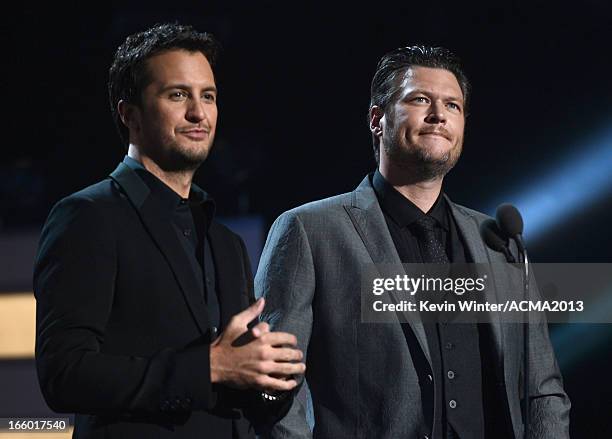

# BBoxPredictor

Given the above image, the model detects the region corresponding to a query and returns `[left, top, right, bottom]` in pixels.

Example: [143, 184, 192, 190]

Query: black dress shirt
[124, 156, 221, 332]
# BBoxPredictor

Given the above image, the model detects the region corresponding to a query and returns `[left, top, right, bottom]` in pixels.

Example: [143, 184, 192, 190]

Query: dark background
[2, 1, 612, 436]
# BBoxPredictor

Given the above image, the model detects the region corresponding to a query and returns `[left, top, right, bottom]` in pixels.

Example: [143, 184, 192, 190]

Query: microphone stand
[515, 235, 530, 439]
[481, 210, 531, 438]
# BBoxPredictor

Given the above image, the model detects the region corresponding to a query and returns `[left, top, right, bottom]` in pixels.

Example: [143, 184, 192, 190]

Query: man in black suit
[33, 23, 305, 438]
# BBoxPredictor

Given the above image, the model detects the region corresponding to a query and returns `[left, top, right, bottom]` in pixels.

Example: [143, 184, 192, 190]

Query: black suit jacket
[34, 162, 283, 438]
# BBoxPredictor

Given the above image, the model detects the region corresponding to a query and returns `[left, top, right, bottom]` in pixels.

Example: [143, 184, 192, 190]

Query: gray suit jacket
[255, 176, 570, 439]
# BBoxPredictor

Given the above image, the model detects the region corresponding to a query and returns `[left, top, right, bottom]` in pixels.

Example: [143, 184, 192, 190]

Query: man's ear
[369, 106, 384, 138]
[117, 100, 141, 133]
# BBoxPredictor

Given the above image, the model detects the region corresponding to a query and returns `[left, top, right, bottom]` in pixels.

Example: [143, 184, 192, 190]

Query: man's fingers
[257, 359, 305, 377]
[266, 347, 303, 362]
[258, 331, 299, 347]
[230, 297, 265, 328]
[264, 360, 306, 376]
[251, 321, 270, 338]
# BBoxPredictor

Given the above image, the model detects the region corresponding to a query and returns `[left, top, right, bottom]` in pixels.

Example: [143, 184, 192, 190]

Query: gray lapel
[446, 197, 504, 362]
[344, 176, 432, 364]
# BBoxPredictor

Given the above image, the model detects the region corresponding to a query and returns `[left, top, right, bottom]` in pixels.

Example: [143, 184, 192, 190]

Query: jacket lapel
[345, 176, 432, 365]
[109, 162, 211, 336]
[447, 198, 505, 363]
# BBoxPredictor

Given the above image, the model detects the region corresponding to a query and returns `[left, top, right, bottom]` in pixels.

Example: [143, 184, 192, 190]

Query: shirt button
[445, 342, 454, 350]
[183, 229, 191, 236]
[449, 399, 457, 409]
[427, 374, 433, 383]
[447, 370, 455, 380]
[424, 435, 430, 439]
[211, 326, 218, 336]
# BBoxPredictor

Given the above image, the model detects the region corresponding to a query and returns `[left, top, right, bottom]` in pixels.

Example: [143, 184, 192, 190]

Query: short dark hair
[369, 45, 470, 164]
[108, 23, 220, 146]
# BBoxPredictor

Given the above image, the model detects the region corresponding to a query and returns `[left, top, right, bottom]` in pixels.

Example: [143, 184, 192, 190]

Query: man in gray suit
[255, 46, 570, 438]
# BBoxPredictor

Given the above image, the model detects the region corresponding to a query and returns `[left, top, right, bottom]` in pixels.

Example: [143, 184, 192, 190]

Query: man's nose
[186, 98, 206, 122]
[425, 100, 446, 124]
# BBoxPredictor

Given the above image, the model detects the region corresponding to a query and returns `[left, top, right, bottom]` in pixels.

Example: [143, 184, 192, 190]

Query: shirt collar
[372, 169, 449, 231]
[123, 155, 214, 217]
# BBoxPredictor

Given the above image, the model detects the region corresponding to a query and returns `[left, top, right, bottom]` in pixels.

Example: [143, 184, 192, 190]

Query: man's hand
[210, 298, 305, 391]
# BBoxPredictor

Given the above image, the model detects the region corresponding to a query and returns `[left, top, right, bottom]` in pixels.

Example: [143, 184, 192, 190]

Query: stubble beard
[146, 133, 214, 173]
[383, 124, 462, 181]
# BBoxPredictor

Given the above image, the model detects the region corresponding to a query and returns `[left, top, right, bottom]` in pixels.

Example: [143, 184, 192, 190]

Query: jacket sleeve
[527, 281, 571, 438]
[34, 195, 215, 415]
[215, 234, 293, 434]
[254, 211, 315, 439]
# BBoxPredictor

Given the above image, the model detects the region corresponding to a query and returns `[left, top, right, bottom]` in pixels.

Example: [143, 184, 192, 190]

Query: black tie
[412, 216, 449, 264]
[412, 216, 457, 321]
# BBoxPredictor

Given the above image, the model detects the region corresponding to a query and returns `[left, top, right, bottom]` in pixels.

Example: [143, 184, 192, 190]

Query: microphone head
[495, 203, 524, 237]
[480, 218, 509, 253]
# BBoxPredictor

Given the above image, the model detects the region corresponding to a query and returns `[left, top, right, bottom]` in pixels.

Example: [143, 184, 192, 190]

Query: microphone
[479, 218, 516, 263]
[495, 203, 526, 256]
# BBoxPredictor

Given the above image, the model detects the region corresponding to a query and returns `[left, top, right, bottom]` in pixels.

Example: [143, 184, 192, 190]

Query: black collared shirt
[372, 169, 467, 264]
[123, 156, 221, 331]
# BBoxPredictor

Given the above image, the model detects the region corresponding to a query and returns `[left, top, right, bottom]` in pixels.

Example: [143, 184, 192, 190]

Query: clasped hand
[210, 298, 305, 392]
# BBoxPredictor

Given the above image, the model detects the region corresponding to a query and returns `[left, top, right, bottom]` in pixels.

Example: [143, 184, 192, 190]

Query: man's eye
[413, 96, 429, 103]
[447, 102, 461, 111]
[169, 91, 187, 101]
[203, 93, 216, 102]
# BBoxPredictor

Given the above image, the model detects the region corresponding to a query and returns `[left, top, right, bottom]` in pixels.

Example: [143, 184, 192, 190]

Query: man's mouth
[179, 129, 209, 140]
[420, 130, 450, 141]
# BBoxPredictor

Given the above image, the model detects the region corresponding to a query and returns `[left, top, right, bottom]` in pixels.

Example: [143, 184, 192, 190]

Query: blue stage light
[483, 126, 612, 240]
